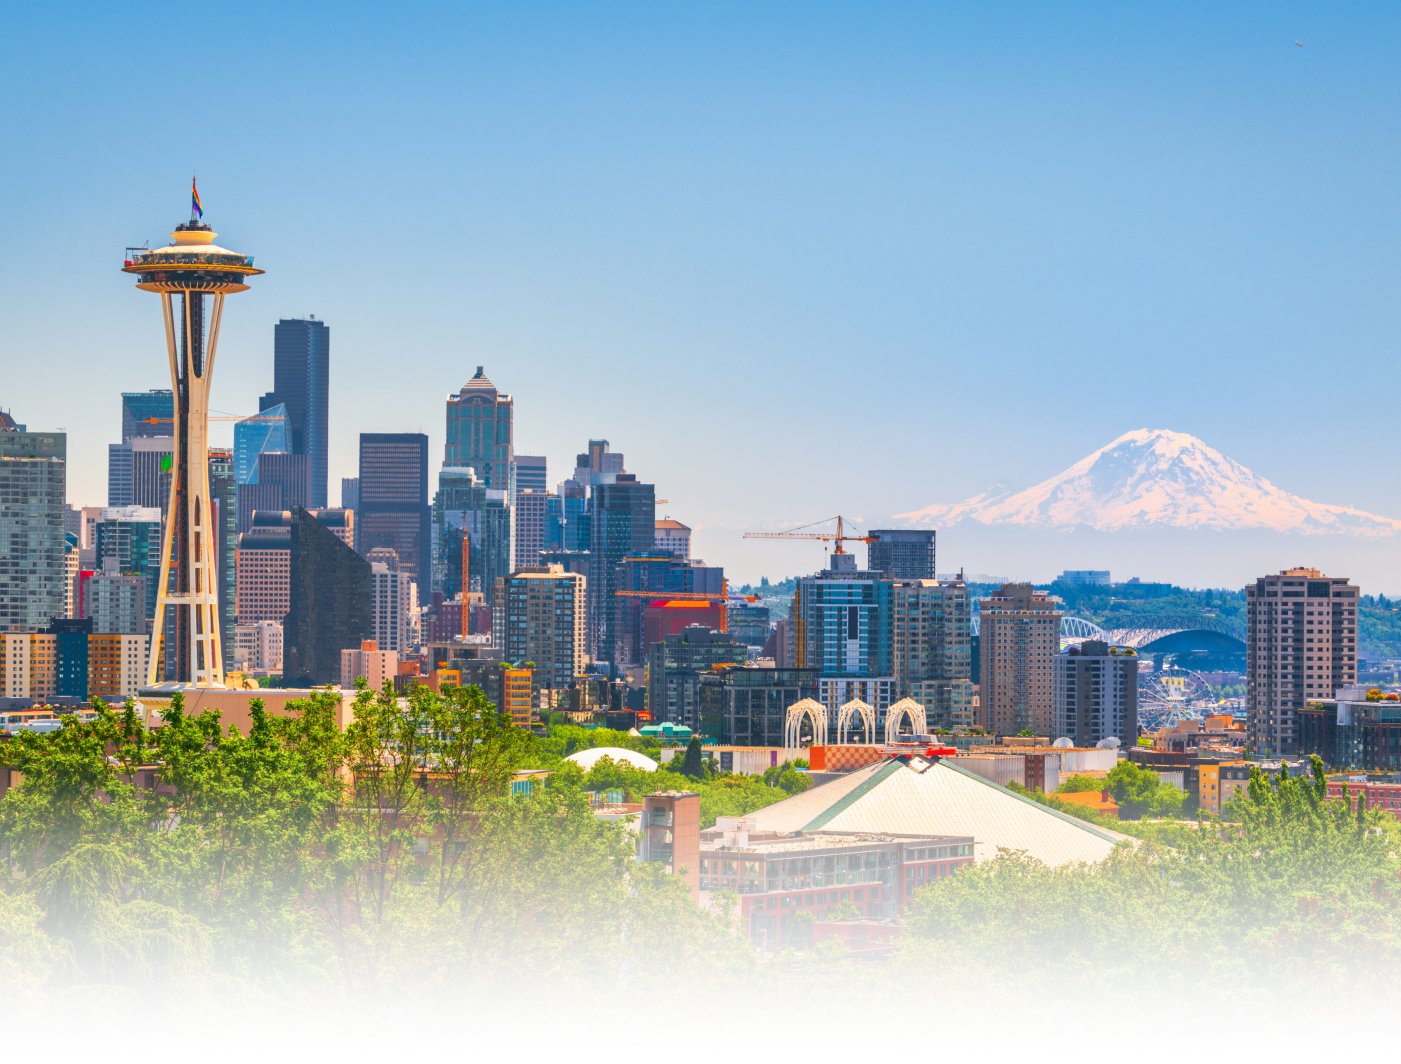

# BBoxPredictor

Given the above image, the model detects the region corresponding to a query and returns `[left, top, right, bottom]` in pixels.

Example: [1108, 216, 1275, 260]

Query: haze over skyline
[4, 2, 1400, 586]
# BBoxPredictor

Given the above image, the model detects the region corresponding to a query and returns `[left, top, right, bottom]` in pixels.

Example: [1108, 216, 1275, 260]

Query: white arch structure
[836, 699, 877, 745]
[885, 697, 927, 742]
[784, 698, 828, 750]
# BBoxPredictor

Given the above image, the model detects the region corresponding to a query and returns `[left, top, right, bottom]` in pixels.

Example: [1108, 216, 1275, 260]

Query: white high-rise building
[369, 548, 419, 653]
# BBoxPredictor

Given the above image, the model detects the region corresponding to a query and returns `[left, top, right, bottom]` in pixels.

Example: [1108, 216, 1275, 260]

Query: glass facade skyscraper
[357, 433, 431, 585]
[120, 390, 174, 442]
[588, 475, 655, 666]
[433, 467, 510, 599]
[262, 318, 330, 507]
[444, 366, 512, 493]
[284, 508, 371, 686]
[234, 403, 290, 486]
[0, 427, 67, 632]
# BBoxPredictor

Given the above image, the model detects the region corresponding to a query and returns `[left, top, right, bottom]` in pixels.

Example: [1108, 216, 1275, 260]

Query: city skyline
[5, 4, 1401, 588]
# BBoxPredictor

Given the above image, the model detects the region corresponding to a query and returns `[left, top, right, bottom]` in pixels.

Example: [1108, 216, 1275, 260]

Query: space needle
[122, 181, 262, 688]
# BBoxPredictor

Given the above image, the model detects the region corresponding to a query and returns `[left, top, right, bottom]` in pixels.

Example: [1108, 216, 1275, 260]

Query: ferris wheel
[1138, 666, 1213, 729]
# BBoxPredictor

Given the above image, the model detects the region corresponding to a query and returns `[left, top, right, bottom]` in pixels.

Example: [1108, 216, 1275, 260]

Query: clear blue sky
[3, 1, 1399, 584]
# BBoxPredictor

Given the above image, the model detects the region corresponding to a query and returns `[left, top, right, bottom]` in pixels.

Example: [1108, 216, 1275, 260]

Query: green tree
[1104, 761, 1186, 819]
[678, 737, 706, 779]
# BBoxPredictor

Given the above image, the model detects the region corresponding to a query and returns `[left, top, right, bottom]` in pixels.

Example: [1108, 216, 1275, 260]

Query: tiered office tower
[122, 199, 262, 687]
[445, 367, 513, 492]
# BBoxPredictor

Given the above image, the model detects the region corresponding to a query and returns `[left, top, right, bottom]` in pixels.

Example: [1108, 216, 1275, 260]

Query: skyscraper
[892, 578, 974, 729]
[613, 550, 725, 667]
[0, 426, 67, 633]
[94, 506, 163, 628]
[262, 318, 330, 508]
[790, 565, 895, 717]
[233, 402, 291, 486]
[284, 508, 372, 686]
[512, 455, 547, 496]
[647, 625, 747, 729]
[588, 475, 656, 666]
[977, 583, 1062, 736]
[496, 564, 587, 693]
[433, 467, 511, 600]
[84, 563, 146, 635]
[368, 548, 418, 653]
[208, 449, 237, 649]
[1246, 567, 1359, 756]
[357, 433, 431, 585]
[445, 367, 513, 493]
[868, 529, 937, 581]
[235, 451, 309, 533]
[235, 511, 294, 625]
[120, 389, 175, 442]
[1054, 640, 1139, 746]
[513, 489, 550, 571]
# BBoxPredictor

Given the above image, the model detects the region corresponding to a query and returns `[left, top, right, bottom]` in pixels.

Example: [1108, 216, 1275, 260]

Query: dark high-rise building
[588, 475, 655, 667]
[50, 617, 94, 699]
[341, 477, 359, 512]
[1054, 640, 1139, 746]
[728, 603, 772, 650]
[699, 665, 820, 746]
[613, 550, 724, 667]
[647, 625, 747, 729]
[208, 449, 237, 648]
[261, 317, 330, 508]
[868, 529, 937, 581]
[284, 508, 372, 686]
[235, 451, 310, 533]
[357, 433, 431, 586]
[120, 390, 174, 442]
[0, 426, 67, 632]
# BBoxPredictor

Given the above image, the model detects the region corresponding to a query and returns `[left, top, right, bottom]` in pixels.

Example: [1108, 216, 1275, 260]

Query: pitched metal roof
[745, 756, 1129, 866]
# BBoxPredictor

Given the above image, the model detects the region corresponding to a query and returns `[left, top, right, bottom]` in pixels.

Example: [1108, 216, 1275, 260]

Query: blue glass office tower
[234, 403, 290, 486]
[261, 318, 330, 508]
[120, 390, 174, 442]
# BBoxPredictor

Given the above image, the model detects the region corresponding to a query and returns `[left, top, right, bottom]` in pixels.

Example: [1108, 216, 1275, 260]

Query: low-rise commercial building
[699, 821, 973, 948]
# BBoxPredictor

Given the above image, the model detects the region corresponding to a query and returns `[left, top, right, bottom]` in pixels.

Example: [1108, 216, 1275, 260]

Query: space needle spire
[122, 188, 263, 688]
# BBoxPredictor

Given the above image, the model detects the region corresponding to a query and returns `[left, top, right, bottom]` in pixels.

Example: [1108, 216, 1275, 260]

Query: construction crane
[614, 588, 760, 604]
[742, 515, 877, 556]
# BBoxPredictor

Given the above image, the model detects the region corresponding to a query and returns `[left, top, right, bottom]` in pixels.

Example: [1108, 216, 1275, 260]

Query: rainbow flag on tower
[191, 177, 203, 220]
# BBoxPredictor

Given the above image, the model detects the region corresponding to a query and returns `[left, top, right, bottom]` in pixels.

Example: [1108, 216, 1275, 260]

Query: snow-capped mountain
[897, 428, 1401, 536]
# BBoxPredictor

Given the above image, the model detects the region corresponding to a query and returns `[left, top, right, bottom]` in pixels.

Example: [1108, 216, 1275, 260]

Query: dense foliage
[0, 685, 766, 1005]
[903, 757, 1401, 999]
